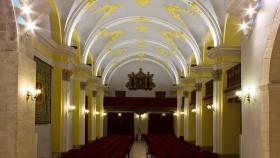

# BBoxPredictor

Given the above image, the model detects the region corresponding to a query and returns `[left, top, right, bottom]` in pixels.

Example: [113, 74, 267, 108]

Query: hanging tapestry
[34, 57, 52, 124]
[126, 68, 156, 90]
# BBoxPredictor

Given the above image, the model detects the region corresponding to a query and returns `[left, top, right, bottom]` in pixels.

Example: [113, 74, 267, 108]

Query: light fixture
[235, 89, 253, 103]
[162, 113, 166, 117]
[191, 108, 197, 113]
[26, 88, 41, 101]
[95, 111, 100, 115]
[173, 112, 178, 116]
[240, 21, 249, 31]
[26, 21, 36, 31]
[136, 114, 140, 118]
[102, 112, 107, 116]
[180, 112, 185, 115]
[84, 109, 90, 114]
[68, 105, 76, 112]
[118, 113, 122, 117]
[21, 4, 32, 15]
[206, 104, 215, 111]
[245, 5, 256, 17]
[140, 113, 146, 119]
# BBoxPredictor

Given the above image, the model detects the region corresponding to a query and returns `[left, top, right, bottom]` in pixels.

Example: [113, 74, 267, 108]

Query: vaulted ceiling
[34, 0, 232, 88]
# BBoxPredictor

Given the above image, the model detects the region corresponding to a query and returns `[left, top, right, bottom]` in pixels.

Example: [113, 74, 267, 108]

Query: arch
[94, 38, 188, 77]
[104, 58, 177, 85]
[261, 4, 280, 158]
[47, 0, 63, 44]
[64, 0, 221, 49]
[82, 16, 201, 65]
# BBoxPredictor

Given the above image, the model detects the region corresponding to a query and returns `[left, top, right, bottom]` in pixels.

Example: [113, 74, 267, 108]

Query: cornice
[191, 64, 213, 73]
[36, 32, 76, 57]
[208, 45, 241, 59]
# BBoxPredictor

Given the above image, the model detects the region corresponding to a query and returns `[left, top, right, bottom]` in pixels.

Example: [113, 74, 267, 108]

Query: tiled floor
[129, 141, 148, 158]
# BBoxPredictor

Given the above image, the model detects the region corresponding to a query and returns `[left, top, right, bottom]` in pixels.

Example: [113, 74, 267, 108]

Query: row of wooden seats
[147, 135, 218, 158]
[62, 135, 134, 158]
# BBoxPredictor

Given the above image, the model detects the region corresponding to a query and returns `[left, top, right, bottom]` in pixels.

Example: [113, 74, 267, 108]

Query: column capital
[80, 82, 88, 90]
[195, 83, 202, 92]
[212, 69, 223, 81]
[183, 91, 189, 98]
[92, 91, 97, 97]
[62, 69, 72, 81]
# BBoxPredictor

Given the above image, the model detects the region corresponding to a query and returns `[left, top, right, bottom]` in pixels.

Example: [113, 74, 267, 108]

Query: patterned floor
[129, 141, 148, 158]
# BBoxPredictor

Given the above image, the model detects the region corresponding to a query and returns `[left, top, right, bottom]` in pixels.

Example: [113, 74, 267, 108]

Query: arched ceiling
[34, 0, 230, 88]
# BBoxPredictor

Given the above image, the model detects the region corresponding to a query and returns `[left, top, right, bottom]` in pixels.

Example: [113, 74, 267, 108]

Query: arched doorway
[261, 4, 280, 158]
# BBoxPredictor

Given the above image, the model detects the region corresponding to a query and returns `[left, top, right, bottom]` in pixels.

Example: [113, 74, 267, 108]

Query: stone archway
[261, 4, 280, 158]
[0, 0, 36, 158]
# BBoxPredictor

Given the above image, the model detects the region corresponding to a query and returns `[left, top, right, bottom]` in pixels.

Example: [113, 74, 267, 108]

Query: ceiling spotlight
[22, 5, 32, 15]
[240, 21, 249, 31]
[245, 5, 256, 17]
[26, 21, 36, 31]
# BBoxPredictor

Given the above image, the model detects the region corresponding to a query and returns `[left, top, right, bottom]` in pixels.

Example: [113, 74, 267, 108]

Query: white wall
[241, 1, 280, 158]
[35, 125, 52, 158]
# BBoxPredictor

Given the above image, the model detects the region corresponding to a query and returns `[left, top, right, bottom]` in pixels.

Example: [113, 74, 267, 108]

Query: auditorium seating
[147, 135, 218, 158]
[61, 135, 133, 158]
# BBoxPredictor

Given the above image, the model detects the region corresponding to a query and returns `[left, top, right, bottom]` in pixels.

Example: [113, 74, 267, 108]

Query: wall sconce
[118, 113, 122, 117]
[26, 88, 41, 101]
[235, 89, 252, 103]
[180, 112, 185, 115]
[83, 109, 90, 114]
[136, 114, 140, 118]
[102, 112, 107, 116]
[206, 104, 215, 111]
[191, 108, 197, 113]
[162, 113, 166, 117]
[68, 105, 76, 112]
[173, 112, 179, 116]
[140, 113, 147, 119]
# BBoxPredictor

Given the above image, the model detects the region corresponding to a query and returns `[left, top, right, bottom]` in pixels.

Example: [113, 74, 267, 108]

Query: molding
[36, 32, 76, 56]
[191, 64, 213, 72]
[208, 46, 241, 59]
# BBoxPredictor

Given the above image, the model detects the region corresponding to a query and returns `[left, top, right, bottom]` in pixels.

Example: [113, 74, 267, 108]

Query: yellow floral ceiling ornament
[136, 0, 150, 6]
[85, 0, 97, 9]
[99, 29, 127, 46]
[164, 4, 195, 27]
[137, 40, 145, 48]
[113, 47, 128, 55]
[136, 25, 149, 32]
[135, 16, 150, 22]
[137, 52, 146, 61]
[93, 3, 122, 23]
[158, 30, 186, 50]
[155, 47, 165, 54]
[187, 1, 201, 12]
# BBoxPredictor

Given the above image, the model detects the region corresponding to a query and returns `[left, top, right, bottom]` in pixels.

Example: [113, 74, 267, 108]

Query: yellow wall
[51, 67, 63, 152]
[72, 79, 81, 145]
[189, 108, 196, 142]
[223, 15, 241, 46]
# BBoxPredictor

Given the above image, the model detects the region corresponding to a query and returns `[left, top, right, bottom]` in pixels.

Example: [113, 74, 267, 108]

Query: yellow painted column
[188, 91, 196, 143]
[201, 82, 213, 148]
[72, 79, 81, 147]
[51, 67, 64, 154]
[176, 88, 183, 137]
[212, 69, 224, 154]
[195, 82, 203, 146]
[183, 91, 190, 141]
[95, 89, 101, 138]
[86, 81, 94, 142]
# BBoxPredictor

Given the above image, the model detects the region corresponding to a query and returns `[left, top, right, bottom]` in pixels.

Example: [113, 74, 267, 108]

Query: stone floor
[129, 141, 148, 158]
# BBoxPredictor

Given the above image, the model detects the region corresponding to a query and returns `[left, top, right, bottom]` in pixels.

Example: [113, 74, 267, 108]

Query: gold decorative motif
[164, 4, 195, 27]
[187, 1, 201, 12]
[108, 47, 128, 55]
[93, 3, 122, 23]
[135, 16, 150, 22]
[155, 47, 165, 54]
[136, 25, 149, 32]
[137, 40, 145, 48]
[158, 30, 185, 49]
[126, 68, 156, 91]
[98, 29, 127, 46]
[85, 0, 97, 9]
[137, 52, 146, 61]
[136, 0, 150, 6]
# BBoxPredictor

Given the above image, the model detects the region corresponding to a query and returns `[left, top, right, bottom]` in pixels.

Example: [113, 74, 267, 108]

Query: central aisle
[130, 141, 148, 158]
